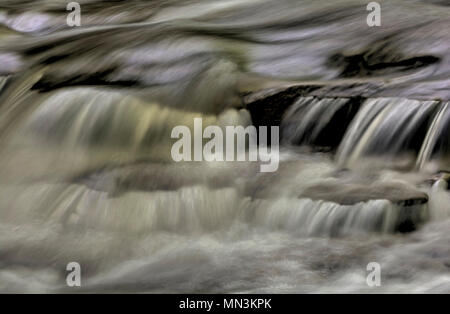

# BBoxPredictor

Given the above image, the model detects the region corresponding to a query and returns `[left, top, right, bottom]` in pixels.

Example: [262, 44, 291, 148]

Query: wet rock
[327, 51, 439, 78]
[300, 182, 429, 233]
[300, 182, 428, 206]
[425, 171, 450, 188]
[72, 161, 259, 197]
[244, 85, 320, 128]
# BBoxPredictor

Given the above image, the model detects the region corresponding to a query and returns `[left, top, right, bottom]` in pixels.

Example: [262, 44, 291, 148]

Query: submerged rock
[300, 182, 428, 206]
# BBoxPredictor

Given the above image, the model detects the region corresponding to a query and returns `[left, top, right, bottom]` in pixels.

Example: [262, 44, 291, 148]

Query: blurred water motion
[0, 0, 450, 293]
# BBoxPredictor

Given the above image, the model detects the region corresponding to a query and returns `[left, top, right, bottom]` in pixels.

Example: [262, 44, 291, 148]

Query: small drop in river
[0, 0, 450, 294]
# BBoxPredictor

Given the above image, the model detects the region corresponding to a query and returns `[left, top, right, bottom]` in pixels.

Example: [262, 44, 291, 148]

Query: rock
[72, 161, 259, 197]
[300, 182, 428, 206]
[300, 181, 429, 233]
[244, 85, 320, 129]
[242, 80, 450, 134]
[425, 171, 450, 189]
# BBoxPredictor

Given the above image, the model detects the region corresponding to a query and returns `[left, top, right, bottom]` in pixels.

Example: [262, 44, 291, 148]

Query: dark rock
[244, 85, 321, 128]
[327, 51, 439, 78]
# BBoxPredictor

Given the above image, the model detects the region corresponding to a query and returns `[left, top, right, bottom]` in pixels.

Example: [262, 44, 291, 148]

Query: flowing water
[0, 0, 450, 293]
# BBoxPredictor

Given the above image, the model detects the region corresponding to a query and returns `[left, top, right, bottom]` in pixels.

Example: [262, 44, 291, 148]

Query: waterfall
[24, 88, 220, 150]
[0, 178, 426, 237]
[281, 96, 450, 171]
[281, 96, 359, 149]
[336, 98, 439, 167]
[1, 0, 450, 294]
[416, 102, 450, 170]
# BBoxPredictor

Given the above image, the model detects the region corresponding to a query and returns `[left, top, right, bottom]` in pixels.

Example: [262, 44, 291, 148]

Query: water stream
[0, 0, 449, 293]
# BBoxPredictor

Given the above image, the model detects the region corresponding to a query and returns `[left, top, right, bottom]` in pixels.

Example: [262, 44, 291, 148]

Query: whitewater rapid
[0, 0, 450, 293]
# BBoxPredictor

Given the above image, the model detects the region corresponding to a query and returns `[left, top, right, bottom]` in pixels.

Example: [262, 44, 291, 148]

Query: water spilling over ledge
[0, 0, 450, 293]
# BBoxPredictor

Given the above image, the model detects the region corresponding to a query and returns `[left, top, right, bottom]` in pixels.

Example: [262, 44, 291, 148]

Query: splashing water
[0, 0, 450, 293]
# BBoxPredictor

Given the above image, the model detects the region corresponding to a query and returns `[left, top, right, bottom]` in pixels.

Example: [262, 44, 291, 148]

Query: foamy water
[0, 0, 450, 293]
